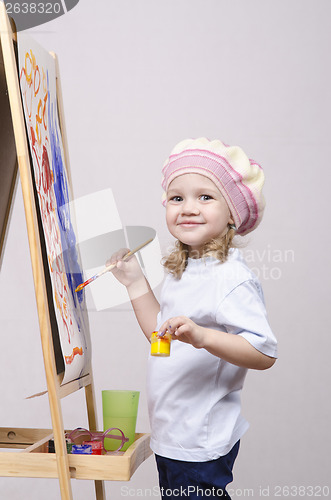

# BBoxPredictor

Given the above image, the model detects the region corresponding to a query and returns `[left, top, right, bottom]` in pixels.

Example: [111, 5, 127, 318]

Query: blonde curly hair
[162, 226, 237, 279]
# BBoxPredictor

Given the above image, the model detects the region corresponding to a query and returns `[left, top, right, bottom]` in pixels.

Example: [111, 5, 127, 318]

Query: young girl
[108, 138, 277, 499]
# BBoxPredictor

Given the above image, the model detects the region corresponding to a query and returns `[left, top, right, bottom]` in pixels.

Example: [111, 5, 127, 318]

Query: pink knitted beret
[161, 138, 266, 236]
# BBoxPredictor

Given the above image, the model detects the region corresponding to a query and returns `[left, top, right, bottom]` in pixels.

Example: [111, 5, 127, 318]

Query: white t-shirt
[147, 248, 277, 462]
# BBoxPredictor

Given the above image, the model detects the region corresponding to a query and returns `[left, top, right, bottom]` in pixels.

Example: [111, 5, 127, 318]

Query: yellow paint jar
[150, 331, 171, 357]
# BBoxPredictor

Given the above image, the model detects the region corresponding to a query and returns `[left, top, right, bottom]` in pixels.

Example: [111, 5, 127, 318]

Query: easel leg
[95, 479, 106, 499]
[85, 380, 106, 499]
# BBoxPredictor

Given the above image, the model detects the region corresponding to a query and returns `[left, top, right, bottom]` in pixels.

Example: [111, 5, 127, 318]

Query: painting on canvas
[17, 34, 91, 384]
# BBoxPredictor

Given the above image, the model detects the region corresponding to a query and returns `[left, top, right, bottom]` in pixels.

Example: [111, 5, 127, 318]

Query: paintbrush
[75, 237, 154, 292]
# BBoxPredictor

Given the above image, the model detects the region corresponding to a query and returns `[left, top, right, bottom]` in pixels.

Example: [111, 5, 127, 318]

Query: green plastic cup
[102, 390, 140, 452]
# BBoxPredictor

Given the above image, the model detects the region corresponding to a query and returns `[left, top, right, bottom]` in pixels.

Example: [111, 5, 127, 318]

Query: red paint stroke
[30, 125, 36, 147]
[42, 145, 52, 193]
[65, 346, 83, 365]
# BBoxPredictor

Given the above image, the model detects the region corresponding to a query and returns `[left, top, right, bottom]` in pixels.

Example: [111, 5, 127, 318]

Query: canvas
[17, 33, 91, 384]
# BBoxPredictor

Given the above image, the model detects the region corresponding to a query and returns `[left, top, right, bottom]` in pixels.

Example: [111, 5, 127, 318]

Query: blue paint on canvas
[47, 74, 87, 336]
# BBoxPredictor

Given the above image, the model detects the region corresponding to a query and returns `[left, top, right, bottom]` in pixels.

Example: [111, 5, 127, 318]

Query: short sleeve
[216, 280, 278, 358]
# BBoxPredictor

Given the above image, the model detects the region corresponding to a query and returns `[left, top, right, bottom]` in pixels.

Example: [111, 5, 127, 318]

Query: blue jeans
[155, 441, 240, 499]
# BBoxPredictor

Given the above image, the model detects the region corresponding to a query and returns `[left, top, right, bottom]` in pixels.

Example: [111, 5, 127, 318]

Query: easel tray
[0, 429, 151, 481]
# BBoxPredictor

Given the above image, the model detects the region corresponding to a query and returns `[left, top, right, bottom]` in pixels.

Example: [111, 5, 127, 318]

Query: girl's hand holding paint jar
[151, 317, 205, 357]
[159, 317, 206, 349]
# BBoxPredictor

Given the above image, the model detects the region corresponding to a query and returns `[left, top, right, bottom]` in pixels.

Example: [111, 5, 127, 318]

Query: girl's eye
[169, 196, 183, 202]
[200, 194, 212, 201]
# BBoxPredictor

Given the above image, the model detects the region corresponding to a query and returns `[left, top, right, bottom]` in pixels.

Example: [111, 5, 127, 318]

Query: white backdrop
[0, 1, 330, 498]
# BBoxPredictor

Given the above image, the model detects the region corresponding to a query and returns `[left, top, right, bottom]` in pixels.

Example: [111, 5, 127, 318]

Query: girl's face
[166, 173, 233, 257]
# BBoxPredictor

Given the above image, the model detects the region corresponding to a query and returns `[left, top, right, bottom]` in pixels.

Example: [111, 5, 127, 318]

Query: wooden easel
[0, 4, 151, 499]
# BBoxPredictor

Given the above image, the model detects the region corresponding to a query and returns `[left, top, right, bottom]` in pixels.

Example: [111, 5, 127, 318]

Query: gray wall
[1, 0, 330, 498]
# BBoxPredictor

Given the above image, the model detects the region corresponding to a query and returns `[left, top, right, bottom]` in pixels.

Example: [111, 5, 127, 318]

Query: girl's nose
[181, 198, 199, 215]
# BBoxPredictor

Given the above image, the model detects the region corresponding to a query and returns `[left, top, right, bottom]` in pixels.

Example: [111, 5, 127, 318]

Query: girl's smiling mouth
[178, 221, 204, 227]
